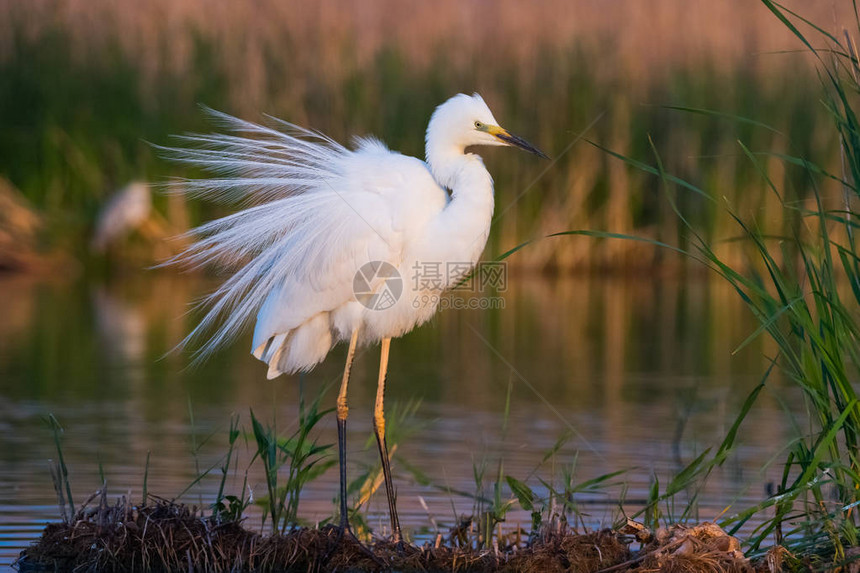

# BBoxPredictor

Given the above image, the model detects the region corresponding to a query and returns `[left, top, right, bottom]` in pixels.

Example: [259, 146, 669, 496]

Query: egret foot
[393, 536, 409, 555]
[376, 535, 413, 562]
[322, 523, 382, 566]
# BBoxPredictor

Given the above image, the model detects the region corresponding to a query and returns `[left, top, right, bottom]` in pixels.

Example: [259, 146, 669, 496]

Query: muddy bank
[15, 497, 766, 572]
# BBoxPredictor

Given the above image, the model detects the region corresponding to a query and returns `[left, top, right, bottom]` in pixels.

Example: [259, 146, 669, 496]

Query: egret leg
[373, 337, 402, 542]
[336, 328, 360, 532]
[326, 330, 384, 566]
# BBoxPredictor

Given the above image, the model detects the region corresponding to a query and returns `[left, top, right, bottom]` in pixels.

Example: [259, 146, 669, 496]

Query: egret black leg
[373, 337, 402, 543]
[337, 417, 349, 528]
[336, 328, 359, 533]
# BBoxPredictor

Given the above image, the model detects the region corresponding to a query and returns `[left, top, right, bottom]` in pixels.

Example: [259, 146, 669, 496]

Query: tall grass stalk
[477, 379, 513, 548]
[142, 450, 150, 507]
[46, 414, 75, 525]
[211, 414, 249, 524]
[250, 389, 335, 534]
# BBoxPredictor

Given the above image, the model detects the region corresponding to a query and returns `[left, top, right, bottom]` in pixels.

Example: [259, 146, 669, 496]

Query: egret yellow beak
[486, 125, 549, 159]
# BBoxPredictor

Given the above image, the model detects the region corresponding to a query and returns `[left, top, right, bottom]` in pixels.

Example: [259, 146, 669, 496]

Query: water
[0, 271, 799, 567]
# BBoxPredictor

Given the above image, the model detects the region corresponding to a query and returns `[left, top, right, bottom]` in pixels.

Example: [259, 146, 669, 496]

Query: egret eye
[474, 121, 482, 129]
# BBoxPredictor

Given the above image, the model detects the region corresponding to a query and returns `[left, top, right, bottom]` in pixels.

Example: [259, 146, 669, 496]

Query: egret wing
[162, 114, 442, 368]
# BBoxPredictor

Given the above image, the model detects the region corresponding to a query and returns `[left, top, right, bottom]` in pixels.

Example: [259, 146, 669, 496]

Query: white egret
[91, 182, 153, 252]
[163, 93, 547, 543]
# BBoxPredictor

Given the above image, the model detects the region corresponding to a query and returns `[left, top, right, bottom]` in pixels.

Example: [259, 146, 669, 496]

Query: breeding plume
[165, 93, 547, 542]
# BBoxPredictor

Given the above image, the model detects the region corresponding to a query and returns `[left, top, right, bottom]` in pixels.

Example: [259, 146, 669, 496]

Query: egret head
[426, 93, 548, 159]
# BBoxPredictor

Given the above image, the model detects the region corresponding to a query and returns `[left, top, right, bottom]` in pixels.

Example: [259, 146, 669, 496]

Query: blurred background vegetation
[0, 0, 849, 273]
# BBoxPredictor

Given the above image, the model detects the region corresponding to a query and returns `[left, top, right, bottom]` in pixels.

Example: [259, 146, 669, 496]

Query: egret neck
[424, 144, 495, 281]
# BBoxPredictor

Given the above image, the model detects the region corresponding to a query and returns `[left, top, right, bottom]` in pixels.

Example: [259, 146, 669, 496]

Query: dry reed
[0, 0, 850, 113]
[0, 0, 850, 270]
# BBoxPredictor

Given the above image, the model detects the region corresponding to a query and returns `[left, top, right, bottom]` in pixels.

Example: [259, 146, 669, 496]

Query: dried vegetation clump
[19, 501, 627, 572]
[18, 496, 773, 572]
[636, 523, 752, 573]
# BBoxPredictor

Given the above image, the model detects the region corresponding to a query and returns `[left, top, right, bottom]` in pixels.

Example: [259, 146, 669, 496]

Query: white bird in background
[163, 93, 547, 543]
[91, 182, 153, 252]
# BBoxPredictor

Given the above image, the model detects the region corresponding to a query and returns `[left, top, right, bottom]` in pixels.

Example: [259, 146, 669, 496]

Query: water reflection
[0, 271, 796, 564]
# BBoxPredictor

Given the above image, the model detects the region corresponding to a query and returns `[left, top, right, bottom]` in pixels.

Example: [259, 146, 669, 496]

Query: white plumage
[163, 93, 546, 379]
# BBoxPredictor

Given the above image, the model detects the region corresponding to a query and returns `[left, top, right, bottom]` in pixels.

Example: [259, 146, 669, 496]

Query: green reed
[211, 414, 247, 524]
[504, 1, 860, 565]
[250, 388, 336, 534]
[46, 414, 75, 525]
[717, 4, 860, 565]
